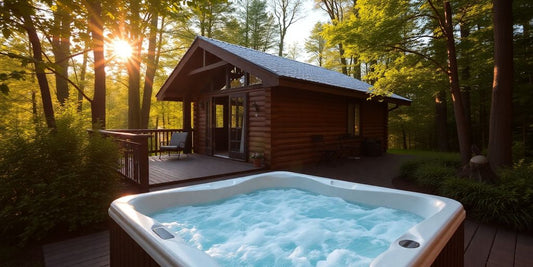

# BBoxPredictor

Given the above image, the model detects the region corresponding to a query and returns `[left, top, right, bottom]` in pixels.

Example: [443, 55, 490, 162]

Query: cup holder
[399, 239, 420, 248]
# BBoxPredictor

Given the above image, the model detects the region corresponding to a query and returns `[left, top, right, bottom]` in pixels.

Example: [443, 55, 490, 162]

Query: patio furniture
[160, 132, 189, 159]
[310, 135, 338, 164]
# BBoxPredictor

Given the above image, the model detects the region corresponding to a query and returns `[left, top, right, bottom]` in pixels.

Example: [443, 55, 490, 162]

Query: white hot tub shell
[109, 171, 465, 267]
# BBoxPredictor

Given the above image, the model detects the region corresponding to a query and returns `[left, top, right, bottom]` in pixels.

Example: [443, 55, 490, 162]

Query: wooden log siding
[269, 88, 388, 169]
[270, 88, 344, 169]
[248, 88, 270, 165]
[194, 99, 207, 155]
[360, 101, 388, 153]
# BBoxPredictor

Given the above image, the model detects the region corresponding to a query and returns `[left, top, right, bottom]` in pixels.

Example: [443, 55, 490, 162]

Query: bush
[399, 152, 460, 186]
[413, 161, 456, 190]
[439, 161, 533, 231]
[0, 116, 120, 245]
[398, 151, 533, 231]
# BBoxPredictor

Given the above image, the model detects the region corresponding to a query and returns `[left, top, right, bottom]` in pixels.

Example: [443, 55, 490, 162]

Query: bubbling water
[151, 188, 423, 267]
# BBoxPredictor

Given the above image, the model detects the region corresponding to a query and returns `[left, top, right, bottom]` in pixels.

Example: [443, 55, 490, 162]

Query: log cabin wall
[269, 87, 347, 169]
[247, 88, 271, 167]
[193, 98, 207, 155]
[192, 86, 388, 169]
[360, 101, 388, 153]
[268, 87, 389, 170]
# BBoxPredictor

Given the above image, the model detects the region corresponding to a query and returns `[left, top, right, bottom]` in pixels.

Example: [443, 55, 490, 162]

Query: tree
[189, 0, 234, 38]
[304, 22, 327, 66]
[325, 0, 474, 164]
[141, 0, 163, 129]
[488, 0, 513, 169]
[316, 0, 353, 75]
[234, 0, 277, 51]
[87, 0, 107, 127]
[441, 0, 471, 164]
[2, 0, 56, 128]
[272, 0, 303, 57]
[50, 1, 73, 105]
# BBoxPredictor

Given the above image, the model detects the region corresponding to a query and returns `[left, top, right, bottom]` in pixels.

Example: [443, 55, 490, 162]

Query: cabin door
[228, 94, 247, 160]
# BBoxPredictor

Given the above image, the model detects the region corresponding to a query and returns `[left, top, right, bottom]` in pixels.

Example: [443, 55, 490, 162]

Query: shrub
[412, 161, 456, 190]
[399, 152, 460, 186]
[0, 117, 120, 245]
[440, 162, 533, 231]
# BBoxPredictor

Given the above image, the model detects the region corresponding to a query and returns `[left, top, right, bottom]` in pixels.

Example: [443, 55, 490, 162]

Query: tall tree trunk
[488, 0, 513, 168]
[402, 125, 407, 150]
[339, 43, 348, 75]
[435, 89, 449, 151]
[88, 0, 106, 127]
[77, 43, 88, 112]
[443, 1, 471, 165]
[127, 0, 141, 129]
[51, 5, 71, 105]
[460, 23, 472, 146]
[22, 12, 56, 128]
[140, 1, 161, 129]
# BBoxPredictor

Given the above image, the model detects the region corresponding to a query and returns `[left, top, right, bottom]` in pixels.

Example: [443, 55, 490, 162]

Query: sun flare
[111, 39, 133, 61]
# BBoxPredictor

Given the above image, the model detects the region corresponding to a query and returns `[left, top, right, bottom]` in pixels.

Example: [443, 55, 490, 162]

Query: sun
[111, 39, 133, 61]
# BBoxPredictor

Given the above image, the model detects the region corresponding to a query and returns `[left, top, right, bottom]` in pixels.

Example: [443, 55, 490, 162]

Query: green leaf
[0, 83, 9, 95]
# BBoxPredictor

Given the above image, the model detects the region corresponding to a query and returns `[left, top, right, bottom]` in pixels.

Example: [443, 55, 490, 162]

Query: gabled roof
[157, 36, 411, 104]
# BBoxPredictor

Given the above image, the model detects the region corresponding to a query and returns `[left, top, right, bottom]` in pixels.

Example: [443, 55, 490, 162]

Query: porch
[147, 154, 262, 187]
[98, 129, 262, 192]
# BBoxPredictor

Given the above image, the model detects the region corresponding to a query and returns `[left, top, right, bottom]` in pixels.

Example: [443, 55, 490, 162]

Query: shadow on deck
[148, 153, 263, 188]
[42, 154, 533, 267]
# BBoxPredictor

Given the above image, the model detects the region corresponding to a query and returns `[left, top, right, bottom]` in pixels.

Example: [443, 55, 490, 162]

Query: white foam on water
[151, 188, 423, 267]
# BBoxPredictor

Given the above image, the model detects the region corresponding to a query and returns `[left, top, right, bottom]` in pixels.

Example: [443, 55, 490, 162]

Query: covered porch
[99, 128, 261, 192]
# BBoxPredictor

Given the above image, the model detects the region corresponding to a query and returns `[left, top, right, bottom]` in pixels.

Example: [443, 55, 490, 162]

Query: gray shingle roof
[198, 36, 410, 102]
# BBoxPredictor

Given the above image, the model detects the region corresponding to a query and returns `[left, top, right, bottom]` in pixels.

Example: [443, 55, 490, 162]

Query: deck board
[464, 220, 479, 252]
[515, 233, 533, 267]
[43, 231, 109, 267]
[148, 154, 260, 186]
[464, 223, 497, 267]
[487, 228, 516, 267]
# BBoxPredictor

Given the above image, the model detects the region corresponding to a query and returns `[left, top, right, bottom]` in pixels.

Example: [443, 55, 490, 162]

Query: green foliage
[0, 116, 120, 245]
[399, 152, 460, 189]
[399, 151, 533, 231]
[413, 162, 456, 189]
[440, 162, 533, 231]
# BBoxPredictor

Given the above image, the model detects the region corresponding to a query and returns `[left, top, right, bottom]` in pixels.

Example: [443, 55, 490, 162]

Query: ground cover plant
[396, 150, 533, 231]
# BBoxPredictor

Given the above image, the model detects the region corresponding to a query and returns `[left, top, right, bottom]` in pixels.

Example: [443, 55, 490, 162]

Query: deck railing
[96, 129, 191, 192]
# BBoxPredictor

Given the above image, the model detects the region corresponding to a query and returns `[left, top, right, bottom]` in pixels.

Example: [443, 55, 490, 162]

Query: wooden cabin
[157, 36, 410, 169]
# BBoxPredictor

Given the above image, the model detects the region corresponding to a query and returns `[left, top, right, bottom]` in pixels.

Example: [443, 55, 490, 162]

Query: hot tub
[109, 171, 465, 267]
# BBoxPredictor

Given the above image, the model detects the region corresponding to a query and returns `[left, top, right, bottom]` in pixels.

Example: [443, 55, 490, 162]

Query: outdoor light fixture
[252, 101, 259, 117]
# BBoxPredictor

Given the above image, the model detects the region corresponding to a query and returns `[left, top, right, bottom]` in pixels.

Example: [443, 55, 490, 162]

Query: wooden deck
[42, 219, 533, 267]
[464, 220, 533, 267]
[148, 154, 262, 187]
[42, 154, 533, 266]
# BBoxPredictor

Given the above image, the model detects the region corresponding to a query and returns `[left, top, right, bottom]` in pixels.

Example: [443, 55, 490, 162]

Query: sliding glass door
[228, 94, 247, 160]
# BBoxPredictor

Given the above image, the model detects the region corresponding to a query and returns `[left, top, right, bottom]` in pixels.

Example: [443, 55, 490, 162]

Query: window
[347, 103, 360, 136]
[220, 66, 262, 90]
[215, 104, 224, 128]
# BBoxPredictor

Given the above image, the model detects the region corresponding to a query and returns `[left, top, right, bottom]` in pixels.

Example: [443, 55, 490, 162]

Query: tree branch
[45, 65, 93, 103]
[386, 45, 448, 74]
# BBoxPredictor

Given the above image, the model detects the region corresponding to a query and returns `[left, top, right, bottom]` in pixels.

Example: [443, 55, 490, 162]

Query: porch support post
[183, 97, 192, 153]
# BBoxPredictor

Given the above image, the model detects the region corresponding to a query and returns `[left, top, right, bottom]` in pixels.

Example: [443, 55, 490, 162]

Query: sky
[282, 0, 329, 62]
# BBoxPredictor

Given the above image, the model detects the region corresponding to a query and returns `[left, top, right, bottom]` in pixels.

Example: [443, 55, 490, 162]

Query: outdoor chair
[310, 134, 339, 164]
[159, 132, 189, 159]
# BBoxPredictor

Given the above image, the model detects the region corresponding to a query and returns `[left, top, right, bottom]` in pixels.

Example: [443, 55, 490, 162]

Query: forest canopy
[0, 0, 531, 167]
